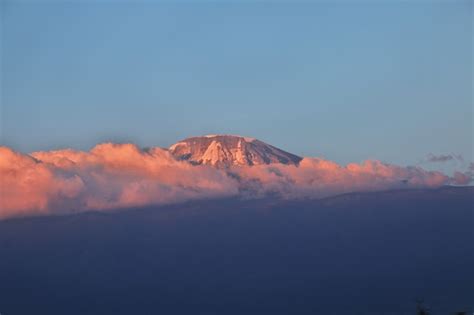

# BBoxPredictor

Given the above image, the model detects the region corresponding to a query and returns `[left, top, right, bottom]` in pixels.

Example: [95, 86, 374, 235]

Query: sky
[1, 0, 472, 168]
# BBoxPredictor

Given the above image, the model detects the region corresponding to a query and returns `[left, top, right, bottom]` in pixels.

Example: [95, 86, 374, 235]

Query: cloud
[28, 143, 239, 212]
[0, 147, 85, 219]
[0, 143, 470, 219]
[426, 153, 463, 163]
[451, 172, 471, 185]
[232, 158, 452, 199]
[1, 144, 239, 219]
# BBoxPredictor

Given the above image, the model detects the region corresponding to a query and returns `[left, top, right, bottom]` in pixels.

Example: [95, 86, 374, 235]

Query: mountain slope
[0, 186, 472, 315]
[169, 134, 302, 167]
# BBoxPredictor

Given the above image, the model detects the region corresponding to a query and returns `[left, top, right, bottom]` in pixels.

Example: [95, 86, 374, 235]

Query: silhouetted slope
[0, 186, 472, 315]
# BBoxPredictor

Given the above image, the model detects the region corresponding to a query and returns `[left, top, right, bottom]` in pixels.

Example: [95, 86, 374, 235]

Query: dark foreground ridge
[0, 186, 472, 315]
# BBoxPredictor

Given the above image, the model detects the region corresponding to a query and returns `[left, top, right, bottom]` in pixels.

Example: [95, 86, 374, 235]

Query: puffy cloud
[27, 143, 238, 216]
[0, 147, 85, 219]
[452, 172, 471, 185]
[1, 144, 238, 219]
[231, 158, 451, 199]
[0, 143, 470, 219]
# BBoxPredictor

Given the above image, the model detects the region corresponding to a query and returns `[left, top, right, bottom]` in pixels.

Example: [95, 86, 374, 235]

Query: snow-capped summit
[169, 135, 302, 167]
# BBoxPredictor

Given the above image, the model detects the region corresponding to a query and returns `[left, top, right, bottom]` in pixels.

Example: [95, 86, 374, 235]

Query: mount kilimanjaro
[168, 134, 302, 167]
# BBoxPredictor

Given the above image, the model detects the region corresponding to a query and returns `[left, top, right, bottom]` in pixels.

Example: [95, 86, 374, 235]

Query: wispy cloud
[426, 153, 464, 163]
[0, 143, 471, 219]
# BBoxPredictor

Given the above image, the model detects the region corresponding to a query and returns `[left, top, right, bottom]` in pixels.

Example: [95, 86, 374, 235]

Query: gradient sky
[1, 0, 472, 168]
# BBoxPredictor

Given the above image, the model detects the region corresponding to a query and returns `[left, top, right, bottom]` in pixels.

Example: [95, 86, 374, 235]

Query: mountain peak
[169, 135, 302, 167]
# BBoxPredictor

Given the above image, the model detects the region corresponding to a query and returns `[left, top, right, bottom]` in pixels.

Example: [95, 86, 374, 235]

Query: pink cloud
[232, 158, 451, 199]
[452, 172, 472, 185]
[0, 143, 470, 219]
[0, 147, 85, 219]
[27, 143, 239, 213]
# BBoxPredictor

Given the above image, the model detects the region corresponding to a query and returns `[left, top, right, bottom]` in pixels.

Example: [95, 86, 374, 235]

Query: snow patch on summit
[204, 134, 256, 143]
[169, 142, 186, 151]
[169, 135, 302, 167]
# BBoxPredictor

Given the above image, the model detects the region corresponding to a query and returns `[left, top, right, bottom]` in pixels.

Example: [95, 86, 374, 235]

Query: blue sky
[1, 1, 472, 168]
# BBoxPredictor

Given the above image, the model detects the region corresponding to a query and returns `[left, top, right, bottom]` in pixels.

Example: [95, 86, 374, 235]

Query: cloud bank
[0, 143, 471, 219]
